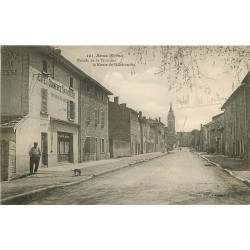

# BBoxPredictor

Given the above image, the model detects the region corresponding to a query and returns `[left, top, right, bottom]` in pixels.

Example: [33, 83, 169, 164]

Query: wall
[110, 139, 131, 158]
[108, 102, 131, 142]
[1, 46, 29, 115]
[29, 50, 79, 123]
[224, 90, 247, 158]
[15, 116, 41, 172]
[212, 114, 225, 154]
[130, 110, 140, 155]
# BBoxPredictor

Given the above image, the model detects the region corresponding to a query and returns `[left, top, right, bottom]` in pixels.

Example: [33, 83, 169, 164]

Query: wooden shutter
[101, 111, 105, 127]
[94, 110, 98, 125]
[67, 100, 70, 119]
[41, 88, 48, 113]
[72, 101, 75, 120]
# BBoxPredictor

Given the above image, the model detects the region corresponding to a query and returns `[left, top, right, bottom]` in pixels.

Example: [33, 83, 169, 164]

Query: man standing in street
[29, 142, 41, 174]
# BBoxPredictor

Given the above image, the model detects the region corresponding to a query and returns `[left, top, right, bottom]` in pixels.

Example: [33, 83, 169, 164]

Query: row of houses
[1, 46, 174, 179]
[195, 71, 250, 163]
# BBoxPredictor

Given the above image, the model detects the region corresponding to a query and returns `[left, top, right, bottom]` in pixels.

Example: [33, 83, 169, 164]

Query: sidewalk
[1, 151, 167, 204]
[196, 151, 250, 185]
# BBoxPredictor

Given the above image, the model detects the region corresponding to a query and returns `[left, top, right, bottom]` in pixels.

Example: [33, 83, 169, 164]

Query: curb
[1, 153, 167, 205]
[194, 152, 250, 187]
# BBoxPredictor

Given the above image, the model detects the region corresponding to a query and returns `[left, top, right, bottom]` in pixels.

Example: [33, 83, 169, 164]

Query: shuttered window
[41, 88, 48, 113]
[101, 111, 105, 127]
[67, 100, 75, 120]
[94, 110, 99, 125]
[101, 138, 105, 153]
[86, 109, 91, 123]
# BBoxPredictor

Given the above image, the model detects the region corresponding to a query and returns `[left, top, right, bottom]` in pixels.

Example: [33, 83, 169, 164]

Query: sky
[59, 46, 250, 132]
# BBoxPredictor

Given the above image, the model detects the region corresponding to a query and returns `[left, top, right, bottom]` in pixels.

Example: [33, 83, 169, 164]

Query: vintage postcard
[1, 45, 250, 204]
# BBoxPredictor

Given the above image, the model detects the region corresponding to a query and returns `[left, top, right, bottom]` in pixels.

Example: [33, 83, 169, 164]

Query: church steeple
[170, 101, 173, 111]
[168, 101, 175, 133]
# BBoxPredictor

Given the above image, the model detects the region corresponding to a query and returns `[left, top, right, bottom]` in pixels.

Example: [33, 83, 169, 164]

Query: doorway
[57, 132, 73, 163]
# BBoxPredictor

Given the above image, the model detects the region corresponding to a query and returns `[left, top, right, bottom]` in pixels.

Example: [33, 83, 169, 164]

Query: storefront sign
[37, 75, 75, 98]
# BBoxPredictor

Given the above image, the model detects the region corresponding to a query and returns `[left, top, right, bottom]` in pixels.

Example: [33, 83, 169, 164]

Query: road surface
[29, 148, 250, 205]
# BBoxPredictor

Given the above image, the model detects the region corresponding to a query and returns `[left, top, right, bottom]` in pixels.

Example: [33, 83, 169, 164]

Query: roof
[0, 116, 26, 131]
[221, 71, 250, 110]
[146, 118, 165, 127]
[212, 112, 224, 120]
[34, 46, 113, 95]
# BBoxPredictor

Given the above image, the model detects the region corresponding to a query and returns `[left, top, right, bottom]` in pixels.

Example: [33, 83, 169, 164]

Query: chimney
[159, 117, 161, 122]
[120, 103, 126, 107]
[139, 111, 142, 119]
[114, 96, 119, 105]
[54, 48, 61, 54]
[143, 116, 146, 119]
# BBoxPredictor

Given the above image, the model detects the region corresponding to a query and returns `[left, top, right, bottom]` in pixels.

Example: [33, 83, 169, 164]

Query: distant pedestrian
[29, 142, 41, 174]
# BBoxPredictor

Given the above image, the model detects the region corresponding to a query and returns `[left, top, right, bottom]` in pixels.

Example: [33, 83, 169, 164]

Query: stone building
[138, 112, 151, 154]
[204, 121, 216, 153]
[212, 113, 225, 154]
[108, 97, 141, 158]
[145, 118, 165, 153]
[221, 71, 250, 161]
[199, 124, 208, 152]
[79, 74, 112, 162]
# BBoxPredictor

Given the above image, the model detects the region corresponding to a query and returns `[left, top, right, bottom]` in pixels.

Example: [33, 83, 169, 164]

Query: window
[70, 77, 73, 89]
[67, 101, 75, 120]
[101, 138, 105, 153]
[233, 120, 236, 134]
[101, 93, 104, 100]
[86, 84, 90, 92]
[94, 110, 99, 125]
[43, 60, 48, 73]
[41, 88, 48, 113]
[95, 87, 98, 96]
[101, 111, 105, 127]
[86, 109, 91, 123]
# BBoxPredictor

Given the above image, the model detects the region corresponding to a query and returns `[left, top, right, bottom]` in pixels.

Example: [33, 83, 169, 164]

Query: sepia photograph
[1, 2, 250, 250]
[1, 45, 250, 205]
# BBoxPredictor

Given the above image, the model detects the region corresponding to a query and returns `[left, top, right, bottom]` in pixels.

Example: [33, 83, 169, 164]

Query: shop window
[41, 88, 48, 113]
[57, 132, 73, 162]
[43, 60, 48, 73]
[101, 111, 105, 127]
[67, 100, 75, 120]
[70, 77, 73, 89]
[101, 138, 105, 153]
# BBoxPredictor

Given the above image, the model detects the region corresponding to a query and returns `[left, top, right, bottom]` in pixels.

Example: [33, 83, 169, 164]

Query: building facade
[211, 113, 225, 155]
[145, 118, 165, 153]
[221, 71, 250, 161]
[108, 97, 141, 158]
[1, 46, 81, 173]
[79, 74, 112, 162]
[1, 46, 112, 176]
